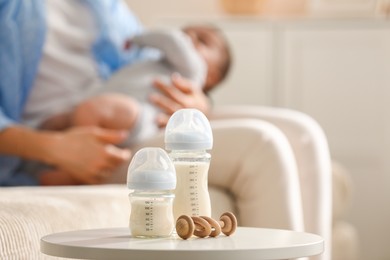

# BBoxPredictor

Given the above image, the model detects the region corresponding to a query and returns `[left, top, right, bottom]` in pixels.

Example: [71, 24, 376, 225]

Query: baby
[41, 25, 231, 144]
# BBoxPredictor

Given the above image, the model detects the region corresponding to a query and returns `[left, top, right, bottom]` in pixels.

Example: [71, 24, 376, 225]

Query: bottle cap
[127, 147, 176, 190]
[164, 109, 213, 150]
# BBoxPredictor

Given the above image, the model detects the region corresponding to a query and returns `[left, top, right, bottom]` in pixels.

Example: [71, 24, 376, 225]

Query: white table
[41, 227, 324, 260]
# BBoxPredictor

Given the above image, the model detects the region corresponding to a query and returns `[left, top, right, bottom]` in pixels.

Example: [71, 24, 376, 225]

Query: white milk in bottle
[127, 147, 176, 238]
[165, 109, 213, 221]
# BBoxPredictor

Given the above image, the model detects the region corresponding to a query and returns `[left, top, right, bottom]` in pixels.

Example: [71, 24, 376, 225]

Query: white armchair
[210, 105, 333, 260]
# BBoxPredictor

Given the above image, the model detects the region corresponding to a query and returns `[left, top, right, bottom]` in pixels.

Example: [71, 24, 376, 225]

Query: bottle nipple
[165, 109, 213, 151]
[127, 147, 176, 191]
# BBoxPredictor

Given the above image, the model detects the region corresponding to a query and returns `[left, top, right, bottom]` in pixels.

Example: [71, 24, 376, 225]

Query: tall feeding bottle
[165, 109, 213, 220]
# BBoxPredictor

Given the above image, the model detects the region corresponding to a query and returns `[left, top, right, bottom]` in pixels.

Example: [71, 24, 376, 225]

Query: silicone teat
[165, 109, 213, 151]
[127, 147, 176, 190]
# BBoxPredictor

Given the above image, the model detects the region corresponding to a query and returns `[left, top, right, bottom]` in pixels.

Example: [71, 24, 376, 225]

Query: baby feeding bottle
[165, 109, 213, 221]
[127, 147, 176, 238]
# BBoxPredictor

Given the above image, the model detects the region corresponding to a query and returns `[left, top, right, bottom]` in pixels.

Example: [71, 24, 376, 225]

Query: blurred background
[126, 1, 389, 259]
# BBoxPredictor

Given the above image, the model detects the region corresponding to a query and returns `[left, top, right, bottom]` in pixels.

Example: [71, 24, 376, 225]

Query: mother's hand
[46, 126, 131, 184]
[150, 74, 212, 128]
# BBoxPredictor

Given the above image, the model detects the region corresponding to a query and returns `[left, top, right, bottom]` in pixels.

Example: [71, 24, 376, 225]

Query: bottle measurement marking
[189, 164, 200, 215]
[144, 200, 154, 232]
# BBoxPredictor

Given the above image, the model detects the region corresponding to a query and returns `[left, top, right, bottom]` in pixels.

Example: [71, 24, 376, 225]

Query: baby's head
[182, 25, 231, 93]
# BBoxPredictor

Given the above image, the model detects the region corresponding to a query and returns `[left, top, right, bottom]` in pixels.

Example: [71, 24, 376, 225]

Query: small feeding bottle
[165, 109, 213, 220]
[127, 147, 176, 238]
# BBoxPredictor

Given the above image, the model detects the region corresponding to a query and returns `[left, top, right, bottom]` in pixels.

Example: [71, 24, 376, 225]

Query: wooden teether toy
[176, 212, 237, 240]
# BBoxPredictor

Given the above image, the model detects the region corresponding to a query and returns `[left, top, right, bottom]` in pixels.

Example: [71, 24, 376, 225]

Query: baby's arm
[132, 30, 206, 84]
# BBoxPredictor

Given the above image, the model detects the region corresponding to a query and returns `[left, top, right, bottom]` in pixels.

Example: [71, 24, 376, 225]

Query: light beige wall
[125, 0, 381, 26]
[125, 0, 223, 26]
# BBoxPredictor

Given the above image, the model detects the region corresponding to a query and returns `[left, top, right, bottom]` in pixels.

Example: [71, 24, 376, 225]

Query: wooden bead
[176, 215, 195, 240]
[191, 216, 212, 238]
[219, 212, 237, 236]
[200, 216, 221, 237]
